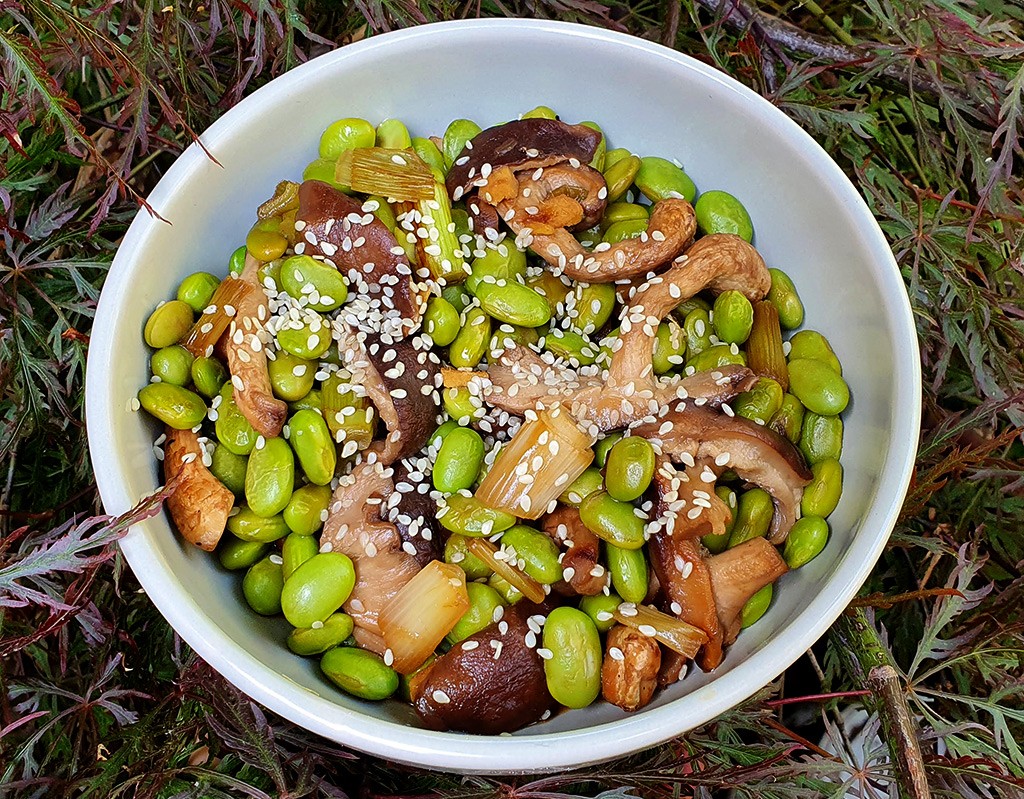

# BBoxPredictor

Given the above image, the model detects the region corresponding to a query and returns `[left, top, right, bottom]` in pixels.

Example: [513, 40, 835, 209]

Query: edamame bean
[602, 218, 647, 244]
[429, 419, 460, 451]
[770, 393, 805, 444]
[277, 317, 332, 360]
[768, 268, 804, 329]
[291, 388, 323, 414]
[375, 118, 412, 149]
[438, 493, 516, 537]
[522, 105, 558, 120]
[542, 607, 602, 709]
[444, 533, 493, 579]
[606, 544, 648, 604]
[600, 202, 648, 230]
[571, 283, 616, 334]
[685, 343, 746, 373]
[467, 244, 527, 294]
[303, 158, 349, 190]
[320, 646, 398, 700]
[526, 272, 571, 314]
[675, 295, 711, 318]
[144, 300, 193, 349]
[319, 117, 375, 159]
[443, 118, 482, 169]
[448, 307, 491, 369]
[217, 535, 269, 570]
[683, 307, 713, 356]
[176, 272, 220, 313]
[543, 329, 599, 366]
[138, 383, 207, 429]
[288, 613, 355, 656]
[150, 345, 195, 386]
[268, 352, 315, 403]
[604, 436, 655, 502]
[579, 120, 606, 170]
[788, 358, 850, 416]
[594, 433, 623, 469]
[487, 573, 523, 604]
[226, 505, 290, 542]
[242, 556, 285, 616]
[280, 255, 348, 312]
[211, 446, 248, 495]
[740, 583, 772, 628]
[559, 466, 604, 506]
[441, 387, 484, 424]
[603, 154, 641, 203]
[702, 486, 736, 554]
[288, 409, 335, 486]
[281, 552, 356, 627]
[412, 137, 446, 174]
[433, 427, 485, 493]
[653, 319, 687, 374]
[579, 592, 622, 633]
[712, 290, 754, 345]
[282, 532, 319, 580]
[734, 378, 784, 425]
[727, 488, 774, 547]
[500, 525, 562, 584]
[788, 330, 842, 374]
[228, 246, 247, 276]
[283, 484, 332, 535]
[490, 323, 540, 355]
[578, 491, 646, 550]
[246, 219, 288, 262]
[635, 156, 697, 203]
[473, 280, 551, 328]
[442, 284, 472, 313]
[784, 516, 829, 568]
[424, 297, 461, 346]
[447, 583, 506, 643]
[215, 385, 257, 455]
[800, 412, 844, 464]
[801, 458, 843, 518]
[694, 190, 754, 242]
[245, 437, 295, 518]
[191, 356, 227, 398]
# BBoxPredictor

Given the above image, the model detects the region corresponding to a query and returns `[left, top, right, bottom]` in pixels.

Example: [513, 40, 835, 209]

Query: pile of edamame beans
[136, 106, 849, 728]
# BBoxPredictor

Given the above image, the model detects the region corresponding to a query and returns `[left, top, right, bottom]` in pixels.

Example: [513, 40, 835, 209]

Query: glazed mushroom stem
[163, 426, 233, 551]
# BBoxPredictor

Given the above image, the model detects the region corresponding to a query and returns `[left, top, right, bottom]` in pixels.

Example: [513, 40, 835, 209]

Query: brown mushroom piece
[295, 180, 424, 337]
[705, 537, 789, 644]
[540, 506, 610, 596]
[648, 456, 731, 542]
[412, 603, 554, 733]
[601, 624, 661, 712]
[491, 162, 608, 233]
[388, 459, 443, 567]
[163, 427, 233, 551]
[224, 256, 287, 438]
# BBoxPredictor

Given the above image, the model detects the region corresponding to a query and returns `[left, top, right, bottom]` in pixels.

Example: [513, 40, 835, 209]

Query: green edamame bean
[150, 345, 195, 387]
[741, 583, 773, 628]
[448, 307, 491, 369]
[604, 436, 655, 502]
[443, 118, 482, 169]
[375, 118, 412, 149]
[735, 378, 785, 425]
[694, 190, 754, 242]
[603, 154, 641, 203]
[600, 202, 648, 230]
[280, 255, 348, 312]
[606, 543, 648, 604]
[319, 117, 375, 159]
[138, 383, 207, 430]
[653, 319, 687, 374]
[246, 219, 288, 262]
[303, 158, 350, 191]
[501, 525, 562, 585]
[473, 280, 551, 328]
[277, 317, 332, 360]
[491, 323, 540, 356]
[288, 613, 355, 656]
[770, 393, 805, 444]
[603, 148, 631, 170]
[466, 244, 527, 294]
[686, 343, 746, 373]
[211, 446, 248, 495]
[767, 268, 804, 329]
[441, 387, 484, 424]
[594, 433, 623, 469]
[283, 484, 332, 535]
[579, 121, 606, 170]
[433, 427, 485, 493]
[442, 284, 472, 313]
[291, 388, 323, 414]
[602, 218, 647, 244]
[447, 583, 506, 643]
[268, 352, 315, 403]
[242, 556, 285, 616]
[727, 488, 774, 547]
[217, 535, 269, 570]
[320, 646, 398, 700]
[571, 283, 616, 335]
[215, 385, 256, 455]
[288, 409, 335, 486]
[228, 245, 247, 276]
[226, 505, 290, 542]
[675, 295, 712, 318]
[799, 412, 844, 464]
[788, 358, 850, 416]
[444, 533, 493, 579]
[439, 493, 516, 537]
[412, 137, 446, 175]
[702, 486, 736, 554]
[635, 156, 697, 203]
[176, 272, 220, 314]
[683, 307, 713, 356]
[801, 458, 843, 518]
[579, 592, 622, 633]
[559, 466, 604, 507]
[522, 105, 558, 120]
[282, 532, 319, 580]
[144, 300, 194, 349]
[245, 437, 295, 518]
[488, 573, 523, 604]
[544, 329, 599, 366]
[429, 419, 460, 451]
[424, 297, 461, 346]
[788, 330, 842, 374]
[281, 552, 356, 627]
[191, 356, 228, 398]
[542, 607, 602, 709]
[712, 290, 754, 345]
[578, 491, 646, 550]
[784, 516, 829, 568]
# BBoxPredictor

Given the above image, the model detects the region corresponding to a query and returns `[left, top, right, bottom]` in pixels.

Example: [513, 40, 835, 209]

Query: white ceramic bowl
[86, 19, 920, 774]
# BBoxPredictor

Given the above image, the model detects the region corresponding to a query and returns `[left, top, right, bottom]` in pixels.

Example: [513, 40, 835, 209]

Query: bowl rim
[86, 17, 922, 774]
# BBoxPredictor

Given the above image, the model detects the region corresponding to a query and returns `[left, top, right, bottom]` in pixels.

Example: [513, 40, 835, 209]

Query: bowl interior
[86, 19, 919, 773]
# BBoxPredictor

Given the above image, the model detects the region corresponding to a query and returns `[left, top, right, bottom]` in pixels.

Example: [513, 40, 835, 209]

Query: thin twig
[868, 666, 932, 799]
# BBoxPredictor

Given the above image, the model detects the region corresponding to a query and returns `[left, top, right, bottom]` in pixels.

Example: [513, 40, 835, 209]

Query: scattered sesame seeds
[432, 689, 451, 704]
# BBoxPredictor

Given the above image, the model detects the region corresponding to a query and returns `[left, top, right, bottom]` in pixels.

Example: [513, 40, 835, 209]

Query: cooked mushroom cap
[163, 427, 233, 551]
[389, 459, 442, 566]
[321, 458, 401, 558]
[497, 162, 608, 233]
[705, 537, 789, 643]
[601, 624, 661, 712]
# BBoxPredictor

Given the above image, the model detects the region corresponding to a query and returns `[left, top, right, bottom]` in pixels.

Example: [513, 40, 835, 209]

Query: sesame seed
[609, 646, 625, 661]
[432, 690, 451, 704]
